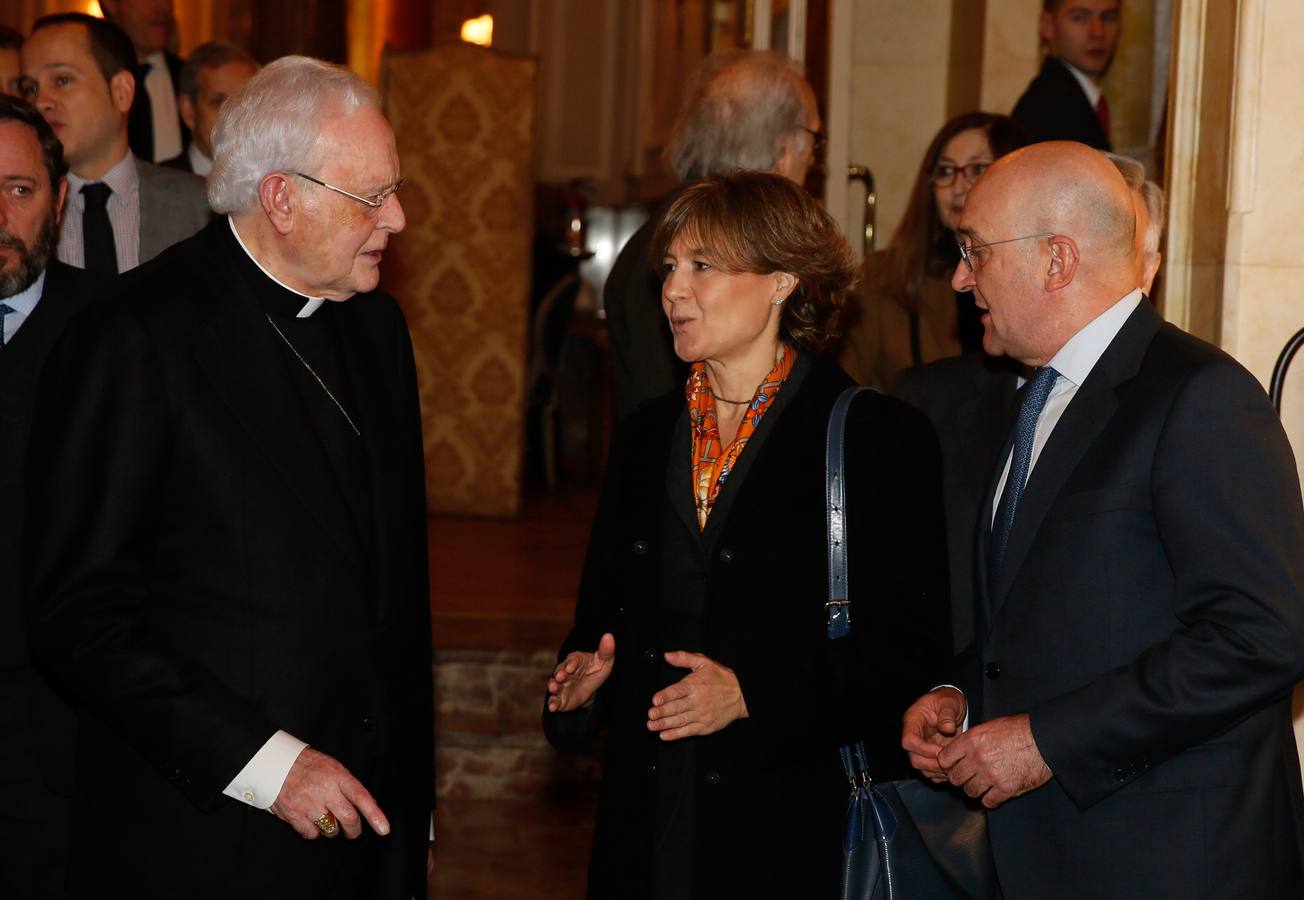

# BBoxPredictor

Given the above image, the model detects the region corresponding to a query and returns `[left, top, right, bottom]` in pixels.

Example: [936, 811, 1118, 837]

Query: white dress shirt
[144, 51, 183, 163]
[59, 152, 141, 272]
[188, 144, 213, 178]
[0, 270, 45, 344]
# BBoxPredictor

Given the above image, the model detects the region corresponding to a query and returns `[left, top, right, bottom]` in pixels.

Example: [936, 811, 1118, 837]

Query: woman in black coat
[544, 172, 952, 899]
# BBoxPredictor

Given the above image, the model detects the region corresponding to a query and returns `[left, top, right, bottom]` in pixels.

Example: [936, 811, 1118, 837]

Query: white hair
[1104, 151, 1166, 260]
[207, 56, 379, 215]
[1138, 179, 1166, 259]
[667, 49, 811, 182]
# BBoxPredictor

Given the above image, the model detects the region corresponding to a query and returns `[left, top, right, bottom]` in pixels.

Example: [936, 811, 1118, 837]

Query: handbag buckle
[826, 599, 851, 639]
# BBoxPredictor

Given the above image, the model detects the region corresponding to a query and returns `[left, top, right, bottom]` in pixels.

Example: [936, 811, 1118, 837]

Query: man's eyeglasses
[930, 162, 991, 187]
[293, 172, 405, 210]
[957, 233, 1054, 272]
[802, 128, 828, 153]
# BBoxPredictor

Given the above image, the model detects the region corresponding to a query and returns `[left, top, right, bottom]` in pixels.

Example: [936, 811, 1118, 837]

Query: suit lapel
[990, 380, 1117, 609]
[1047, 57, 1110, 149]
[986, 301, 1162, 620]
[0, 265, 92, 388]
[186, 226, 364, 570]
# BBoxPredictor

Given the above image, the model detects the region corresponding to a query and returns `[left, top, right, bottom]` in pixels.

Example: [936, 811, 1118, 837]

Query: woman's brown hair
[649, 171, 857, 352]
[877, 112, 1028, 313]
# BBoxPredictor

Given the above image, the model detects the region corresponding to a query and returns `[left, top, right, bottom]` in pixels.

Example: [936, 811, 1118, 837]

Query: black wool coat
[546, 352, 952, 899]
[25, 220, 433, 898]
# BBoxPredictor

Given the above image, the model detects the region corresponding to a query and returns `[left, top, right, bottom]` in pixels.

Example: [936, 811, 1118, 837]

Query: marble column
[1167, 0, 1304, 772]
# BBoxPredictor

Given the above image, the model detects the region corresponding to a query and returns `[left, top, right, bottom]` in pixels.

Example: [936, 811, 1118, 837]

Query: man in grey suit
[19, 13, 209, 275]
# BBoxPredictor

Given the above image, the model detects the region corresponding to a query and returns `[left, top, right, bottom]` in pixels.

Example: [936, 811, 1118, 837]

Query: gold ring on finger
[314, 812, 339, 836]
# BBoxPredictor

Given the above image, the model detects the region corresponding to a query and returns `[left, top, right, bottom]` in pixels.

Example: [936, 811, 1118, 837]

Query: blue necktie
[0, 302, 14, 347]
[988, 365, 1059, 598]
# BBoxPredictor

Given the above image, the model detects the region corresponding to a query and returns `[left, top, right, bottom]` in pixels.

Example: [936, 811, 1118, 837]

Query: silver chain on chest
[264, 313, 362, 437]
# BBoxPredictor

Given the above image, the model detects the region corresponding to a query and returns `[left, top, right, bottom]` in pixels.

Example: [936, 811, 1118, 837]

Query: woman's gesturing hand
[547, 632, 616, 713]
[646, 651, 748, 740]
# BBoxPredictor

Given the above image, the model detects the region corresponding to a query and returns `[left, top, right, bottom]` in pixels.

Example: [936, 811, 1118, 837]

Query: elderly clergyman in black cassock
[26, 55, 434, 898]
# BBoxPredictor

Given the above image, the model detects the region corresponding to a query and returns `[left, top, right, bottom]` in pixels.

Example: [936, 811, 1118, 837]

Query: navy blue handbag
[827, 387, 995, 900]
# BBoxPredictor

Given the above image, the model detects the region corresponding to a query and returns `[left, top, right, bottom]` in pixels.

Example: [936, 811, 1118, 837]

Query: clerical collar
[226, 215, 326, 318]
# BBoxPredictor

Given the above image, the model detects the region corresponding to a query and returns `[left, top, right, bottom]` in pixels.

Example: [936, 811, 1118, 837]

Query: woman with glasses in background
[839, 112, 1028, 389]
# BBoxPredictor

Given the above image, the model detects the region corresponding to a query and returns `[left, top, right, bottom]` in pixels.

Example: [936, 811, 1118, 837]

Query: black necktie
[81, 182, 118, 275]
[987, 365, 1059, 599]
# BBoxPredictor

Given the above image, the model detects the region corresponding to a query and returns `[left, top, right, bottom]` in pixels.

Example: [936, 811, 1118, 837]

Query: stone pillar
[978, 0, 1040, 114]
[846, 0, 955, 251]
[1167, 0, 1304, 772]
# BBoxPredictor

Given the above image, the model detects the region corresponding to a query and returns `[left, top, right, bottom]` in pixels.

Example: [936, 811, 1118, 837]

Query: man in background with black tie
[1011, 0, 1120, 150]
[99, 0, 187, 164]
[18, 13, 208, 276]
[0, 94, 98, 900]
[901, 141, 1304, 898]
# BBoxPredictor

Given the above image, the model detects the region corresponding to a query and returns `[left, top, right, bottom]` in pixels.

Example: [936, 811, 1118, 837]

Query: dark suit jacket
[892, 353, 1018, 653]
[137, 158, 211, 264]
[971, 300, 1304, 898]
[25, 220, 433, 899]
[545, 354, 952, 898]
[160, 151, 194, 174]
[128, 50, 190, 163]
[0, 262, 97, 793]
[1011, 56, 1112, 150]
[604, 212, 687, 421]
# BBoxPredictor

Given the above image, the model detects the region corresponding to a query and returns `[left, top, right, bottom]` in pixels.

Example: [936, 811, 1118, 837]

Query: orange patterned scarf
[687, 344, 797, 530]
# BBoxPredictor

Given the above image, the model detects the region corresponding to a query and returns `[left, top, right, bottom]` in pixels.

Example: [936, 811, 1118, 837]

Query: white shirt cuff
[932, 684, 971, 732]
[222, 730, 308, 810]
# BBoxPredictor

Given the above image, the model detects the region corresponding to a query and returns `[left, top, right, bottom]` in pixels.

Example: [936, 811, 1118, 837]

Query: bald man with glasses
[900, 141, 1304, 899]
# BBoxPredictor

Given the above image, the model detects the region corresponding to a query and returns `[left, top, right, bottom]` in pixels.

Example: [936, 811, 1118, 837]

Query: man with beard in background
[0, 93, 98, 900]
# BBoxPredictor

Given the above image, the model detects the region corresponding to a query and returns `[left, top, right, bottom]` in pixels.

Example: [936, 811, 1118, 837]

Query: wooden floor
[428, 487, 598, 654]
[426, 486, 600, 899]
[430, 796, 594, 899]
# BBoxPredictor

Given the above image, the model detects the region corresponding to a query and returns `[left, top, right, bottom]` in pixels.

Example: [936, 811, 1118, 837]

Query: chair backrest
[528, 273, 581, 405]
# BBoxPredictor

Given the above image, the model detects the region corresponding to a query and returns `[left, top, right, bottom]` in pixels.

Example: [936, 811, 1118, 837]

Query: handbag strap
[827, 387, 877, 788]
[826, 386, 874, 640]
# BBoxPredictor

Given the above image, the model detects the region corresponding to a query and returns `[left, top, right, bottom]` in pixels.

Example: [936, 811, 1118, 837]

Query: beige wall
[978, 0, 1040, 114]
[1165, 0, 1304, 770]
[848, 0, 954, 249]
[1105, 0, 1156, 156]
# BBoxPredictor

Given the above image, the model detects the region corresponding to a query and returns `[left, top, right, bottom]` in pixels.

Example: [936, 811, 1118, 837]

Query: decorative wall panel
[382, 44, 535, 516]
